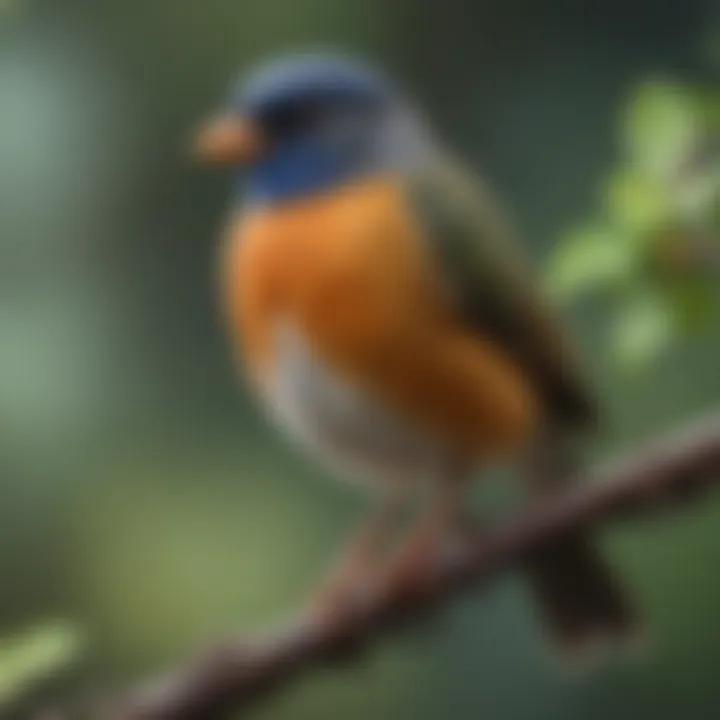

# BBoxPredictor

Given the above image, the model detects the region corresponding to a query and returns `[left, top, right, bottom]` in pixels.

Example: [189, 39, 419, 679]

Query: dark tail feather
[522, 425, 638, 659]
[526, 531, 638, 659]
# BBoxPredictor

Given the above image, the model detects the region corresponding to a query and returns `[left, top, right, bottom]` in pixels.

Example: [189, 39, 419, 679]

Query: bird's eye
[263, 103, 323, 137]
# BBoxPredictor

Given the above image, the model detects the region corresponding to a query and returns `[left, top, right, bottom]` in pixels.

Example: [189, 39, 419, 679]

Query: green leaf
[668, 280, 716, 332]
[692, 87, 720, 131]
[624, 81, 701, 178]
[0, 623, 83, 709]
[545, 226, 637, 299]
[605, 168, 672, 236]
[611, 292, 676, 370]
[676, 166, 720, 222]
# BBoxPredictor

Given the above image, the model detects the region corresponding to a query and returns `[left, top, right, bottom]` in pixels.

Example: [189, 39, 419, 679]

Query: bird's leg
[305, 489, 406, 623]
[381, 468, 469, 600]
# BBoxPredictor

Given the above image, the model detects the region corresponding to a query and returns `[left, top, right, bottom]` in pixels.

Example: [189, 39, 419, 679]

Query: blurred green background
[0, 0, 719, 717]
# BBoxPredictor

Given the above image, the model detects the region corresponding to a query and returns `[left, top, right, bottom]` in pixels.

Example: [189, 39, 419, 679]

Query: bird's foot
[381, 511, 485, 604]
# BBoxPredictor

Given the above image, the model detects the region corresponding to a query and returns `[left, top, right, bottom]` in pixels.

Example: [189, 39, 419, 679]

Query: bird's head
[195, 53, 425, 203]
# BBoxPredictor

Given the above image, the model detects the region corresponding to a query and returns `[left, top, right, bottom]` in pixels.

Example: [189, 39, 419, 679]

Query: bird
[194, 52, 636, 655]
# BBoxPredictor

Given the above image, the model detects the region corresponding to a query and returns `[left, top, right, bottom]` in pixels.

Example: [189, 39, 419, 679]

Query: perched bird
[195, 53, 636, 654]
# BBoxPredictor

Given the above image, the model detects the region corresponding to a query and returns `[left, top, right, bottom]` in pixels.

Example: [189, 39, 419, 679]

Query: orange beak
[193, 116, 265, 165]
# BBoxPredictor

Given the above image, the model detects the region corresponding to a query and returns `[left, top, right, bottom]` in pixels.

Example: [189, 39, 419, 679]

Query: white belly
[257, 322, 455, 489]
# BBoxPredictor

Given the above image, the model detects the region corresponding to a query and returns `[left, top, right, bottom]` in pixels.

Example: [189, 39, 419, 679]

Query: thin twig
[108, 413, 720, 719]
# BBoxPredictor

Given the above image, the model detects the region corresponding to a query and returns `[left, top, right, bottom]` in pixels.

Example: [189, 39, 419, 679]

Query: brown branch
[111, 413, 720, 720]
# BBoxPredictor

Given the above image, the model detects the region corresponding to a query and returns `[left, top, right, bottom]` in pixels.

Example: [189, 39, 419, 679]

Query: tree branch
[112, 413, 720, 720]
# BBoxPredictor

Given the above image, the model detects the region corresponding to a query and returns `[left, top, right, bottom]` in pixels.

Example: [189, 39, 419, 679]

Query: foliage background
[0, 0, 718, 717]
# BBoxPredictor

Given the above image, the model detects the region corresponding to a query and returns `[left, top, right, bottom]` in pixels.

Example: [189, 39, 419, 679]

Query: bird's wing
[405, 151, 597, 428]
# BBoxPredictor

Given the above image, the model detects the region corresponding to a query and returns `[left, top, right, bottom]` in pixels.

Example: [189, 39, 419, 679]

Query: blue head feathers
[224, 53, 418, 204]
[234, 53, 394, 118]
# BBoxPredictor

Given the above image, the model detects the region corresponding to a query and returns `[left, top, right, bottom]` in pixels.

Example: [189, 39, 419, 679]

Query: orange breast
[221, 176, 539, 455]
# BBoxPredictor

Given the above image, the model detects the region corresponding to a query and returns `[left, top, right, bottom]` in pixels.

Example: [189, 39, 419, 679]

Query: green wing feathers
[407, 152, 597, 429]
